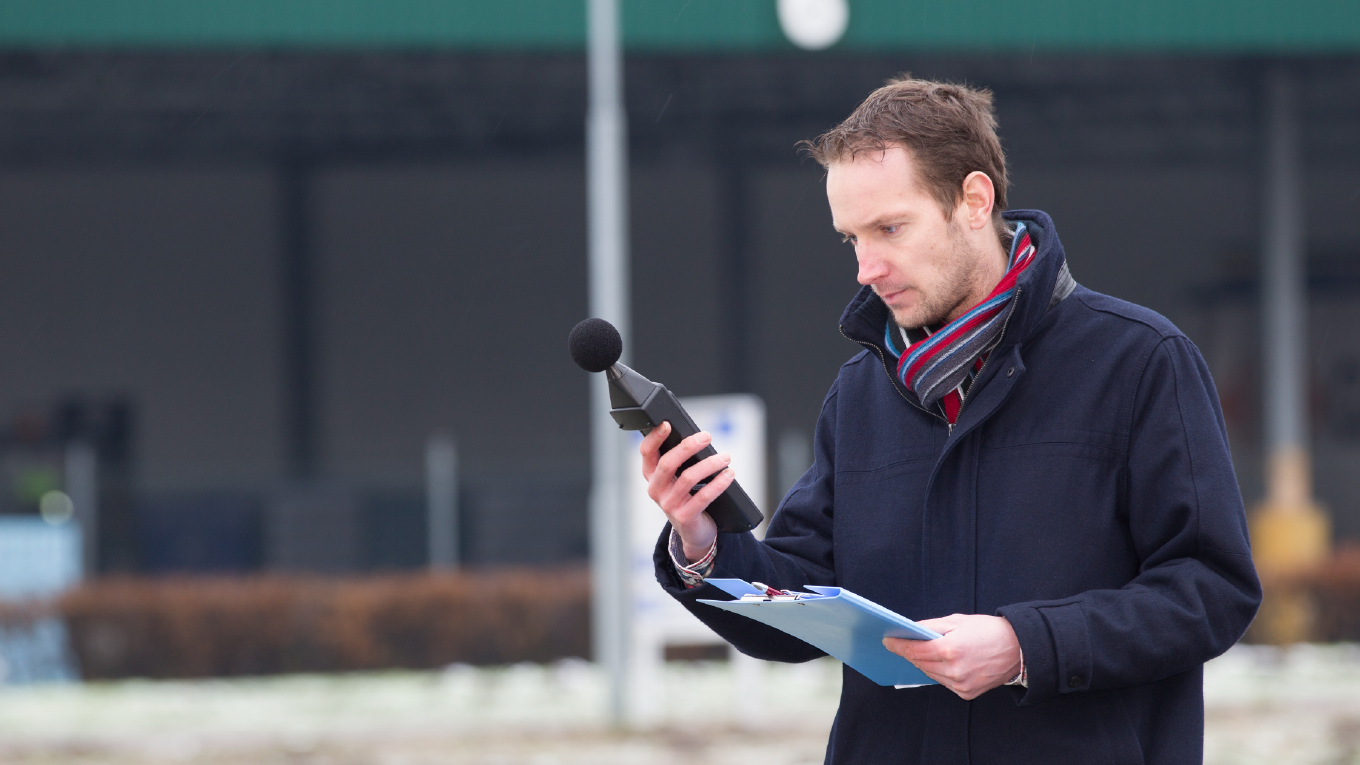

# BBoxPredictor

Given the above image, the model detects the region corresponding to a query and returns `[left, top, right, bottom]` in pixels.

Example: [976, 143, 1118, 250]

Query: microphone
[568, 317, 624, 373]
[569, 318, 763, 533]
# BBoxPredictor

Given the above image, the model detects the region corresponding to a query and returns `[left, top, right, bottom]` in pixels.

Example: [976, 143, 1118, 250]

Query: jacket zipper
[949, 286, 1023, 434]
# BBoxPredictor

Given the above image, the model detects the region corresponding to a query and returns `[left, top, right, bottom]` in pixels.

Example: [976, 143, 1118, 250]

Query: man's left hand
[883, 614, 1022, 700]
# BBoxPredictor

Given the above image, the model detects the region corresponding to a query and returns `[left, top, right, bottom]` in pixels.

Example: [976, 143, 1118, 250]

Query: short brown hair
[800, 76, 1008, 224]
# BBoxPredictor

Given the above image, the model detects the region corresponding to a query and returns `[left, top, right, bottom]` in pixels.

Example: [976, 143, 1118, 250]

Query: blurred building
[0, 2, 1356, 573]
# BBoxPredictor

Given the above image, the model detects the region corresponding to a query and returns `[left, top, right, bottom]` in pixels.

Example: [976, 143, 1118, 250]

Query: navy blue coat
[654, 210, 1261, 764]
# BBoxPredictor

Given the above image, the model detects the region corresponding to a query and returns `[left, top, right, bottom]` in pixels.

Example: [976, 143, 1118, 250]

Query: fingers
[885, 615, 1020, 701]
[665, 451, 732, 505]
[914, 615, 965, 635]
[676, 466, 735, 520]
[638, 425, 730, 553]
[662, 456, 732, 528]
[646, 430, 714, 507]
[882, 638, 956, 689]
[639, 422, 670, 478]
[884, 638, 967, 693]
[883, 635, 962, 677]
[654, 430, 711, 482]
[883, 636, 951, 663]
[882, 637, 911, 659]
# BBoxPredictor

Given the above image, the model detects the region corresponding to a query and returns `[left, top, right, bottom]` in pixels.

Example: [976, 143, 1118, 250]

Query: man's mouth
[875, 285, 910, 304]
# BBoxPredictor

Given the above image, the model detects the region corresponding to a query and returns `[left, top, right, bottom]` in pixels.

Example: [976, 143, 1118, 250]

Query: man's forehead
[828, 146, 923, 192]
[827, 146, 928, 227]
[830, 143, 914, 170]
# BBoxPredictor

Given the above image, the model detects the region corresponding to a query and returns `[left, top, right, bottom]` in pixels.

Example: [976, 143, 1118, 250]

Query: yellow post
[1250, 447, 1330, 643]
[1249, 67, 1331, 645]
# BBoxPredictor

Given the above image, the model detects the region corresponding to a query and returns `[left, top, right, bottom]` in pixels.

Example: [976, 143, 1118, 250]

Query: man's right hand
[639, 421, 734, 563]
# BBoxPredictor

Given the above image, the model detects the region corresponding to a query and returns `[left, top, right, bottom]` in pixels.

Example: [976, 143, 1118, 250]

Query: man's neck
[943, 226, 1012, 325]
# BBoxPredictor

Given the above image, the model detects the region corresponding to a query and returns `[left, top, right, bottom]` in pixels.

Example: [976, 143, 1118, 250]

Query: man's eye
[841, 234, 856, 245]
[882, 224, 900, 235]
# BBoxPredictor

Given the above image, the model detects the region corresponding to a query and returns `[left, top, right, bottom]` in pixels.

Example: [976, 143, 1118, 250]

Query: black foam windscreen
[569, 318, 623, 373]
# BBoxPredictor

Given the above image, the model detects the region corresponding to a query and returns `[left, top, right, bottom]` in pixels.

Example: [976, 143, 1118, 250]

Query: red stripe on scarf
[898, 232, 1033, 392]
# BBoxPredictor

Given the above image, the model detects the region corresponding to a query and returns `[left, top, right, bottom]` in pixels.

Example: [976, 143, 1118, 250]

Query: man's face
[827, 145, 983, 329]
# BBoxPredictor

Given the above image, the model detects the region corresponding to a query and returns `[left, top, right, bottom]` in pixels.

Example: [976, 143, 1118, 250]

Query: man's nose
[856, 246, 888, 286]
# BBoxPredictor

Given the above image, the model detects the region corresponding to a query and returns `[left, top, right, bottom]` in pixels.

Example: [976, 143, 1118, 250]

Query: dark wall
[0, 52, 1357, 570]
[315, 162, 590, 484]
[0, 169, 283, 491]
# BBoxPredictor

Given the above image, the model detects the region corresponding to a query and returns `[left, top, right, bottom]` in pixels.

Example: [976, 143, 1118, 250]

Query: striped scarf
[884, 221, 1036, 412]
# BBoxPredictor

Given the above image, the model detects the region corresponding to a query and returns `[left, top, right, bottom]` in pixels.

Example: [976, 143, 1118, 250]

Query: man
[640, 77, 1261, 763]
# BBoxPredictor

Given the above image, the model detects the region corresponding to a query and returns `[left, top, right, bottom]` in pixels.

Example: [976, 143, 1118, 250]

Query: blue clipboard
[698, 579, 941, 687]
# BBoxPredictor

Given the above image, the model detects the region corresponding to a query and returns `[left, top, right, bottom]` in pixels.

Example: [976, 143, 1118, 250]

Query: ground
[0, 644, 1357, 764]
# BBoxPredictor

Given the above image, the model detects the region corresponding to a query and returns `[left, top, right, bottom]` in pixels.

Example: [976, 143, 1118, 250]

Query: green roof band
[0, 0, 1356, 52]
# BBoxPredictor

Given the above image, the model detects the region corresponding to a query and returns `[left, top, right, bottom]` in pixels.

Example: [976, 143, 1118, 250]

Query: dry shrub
[1304, 545, 1360, 642]
[0, 598, 53, 629]
[57, 567, 590, 680]
[1246, 545, 1360, 644]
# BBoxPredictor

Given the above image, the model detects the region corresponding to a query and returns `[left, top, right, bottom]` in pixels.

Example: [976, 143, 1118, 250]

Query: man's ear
[958, 171, 995, 231]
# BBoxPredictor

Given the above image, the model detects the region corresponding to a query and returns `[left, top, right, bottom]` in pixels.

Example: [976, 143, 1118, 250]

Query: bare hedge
[1243, 546, 1360, 645]
[45, 567, 589, 680]
[7, 549, 1359, 680]
[1306, 546, 1360, 642]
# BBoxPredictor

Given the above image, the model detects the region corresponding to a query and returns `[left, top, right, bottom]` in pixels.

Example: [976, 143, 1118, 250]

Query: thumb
[915, 614, 966, 635]
[883, 637, 922, 659]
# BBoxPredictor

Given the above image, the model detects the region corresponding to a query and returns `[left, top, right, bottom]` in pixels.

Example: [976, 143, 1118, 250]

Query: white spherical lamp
[777, 0, 850, 51]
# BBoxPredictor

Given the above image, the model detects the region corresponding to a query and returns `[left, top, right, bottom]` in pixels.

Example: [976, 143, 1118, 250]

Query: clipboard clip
[740, 582, 808, 601]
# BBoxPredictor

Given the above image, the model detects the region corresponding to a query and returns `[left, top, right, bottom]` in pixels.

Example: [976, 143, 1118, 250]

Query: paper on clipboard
[697, 579, 941, 688]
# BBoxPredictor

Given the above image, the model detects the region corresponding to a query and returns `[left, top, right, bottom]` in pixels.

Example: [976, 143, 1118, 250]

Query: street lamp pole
[587, 0, 631, 726]
[1252, 65, 1330, 643]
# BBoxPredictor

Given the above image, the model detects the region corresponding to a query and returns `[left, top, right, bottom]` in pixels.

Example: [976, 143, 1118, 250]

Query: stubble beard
[884, 220, 983, 331]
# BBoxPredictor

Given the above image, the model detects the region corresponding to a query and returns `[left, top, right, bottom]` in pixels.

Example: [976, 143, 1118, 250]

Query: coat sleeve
[997, 335, 1262, 705]
[650, 380, 842, 663]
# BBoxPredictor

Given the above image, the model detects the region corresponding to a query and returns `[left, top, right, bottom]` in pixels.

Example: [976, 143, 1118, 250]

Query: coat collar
[838, 209, 1071, 356]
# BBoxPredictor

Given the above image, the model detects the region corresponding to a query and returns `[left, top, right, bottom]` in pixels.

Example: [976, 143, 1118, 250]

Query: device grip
[610, 389, 764, 533]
